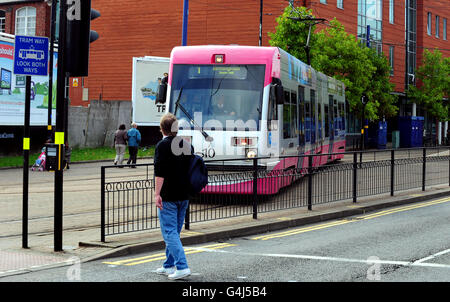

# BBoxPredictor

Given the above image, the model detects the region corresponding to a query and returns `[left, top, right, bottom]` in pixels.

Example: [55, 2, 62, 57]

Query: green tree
[269, 9, 398, 122]
[408, 49, 450, 121]
[312, 18, 377, 120]
[366, 47, 398, 119]
[268, 6, 316, 64]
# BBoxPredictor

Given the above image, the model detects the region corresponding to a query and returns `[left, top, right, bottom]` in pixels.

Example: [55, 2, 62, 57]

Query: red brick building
[0, 0, 51, 37]
[2, 1, 448, 120]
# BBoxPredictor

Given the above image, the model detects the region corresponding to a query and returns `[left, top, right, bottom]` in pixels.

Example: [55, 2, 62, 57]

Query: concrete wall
[68, 100, 132, 149]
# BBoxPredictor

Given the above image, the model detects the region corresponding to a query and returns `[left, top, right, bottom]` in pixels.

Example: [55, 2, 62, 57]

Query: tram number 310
[199, 147, 215, 158]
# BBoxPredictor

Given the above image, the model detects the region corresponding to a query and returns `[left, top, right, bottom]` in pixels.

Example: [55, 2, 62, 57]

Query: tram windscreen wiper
[175, 88, 213, 142]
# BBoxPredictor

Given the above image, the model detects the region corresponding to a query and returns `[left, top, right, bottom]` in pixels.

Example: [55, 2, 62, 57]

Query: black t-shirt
[154, 136, 193, 201]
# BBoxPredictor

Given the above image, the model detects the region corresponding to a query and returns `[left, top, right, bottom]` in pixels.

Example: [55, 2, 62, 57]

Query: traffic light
[65, 0, 100, 77]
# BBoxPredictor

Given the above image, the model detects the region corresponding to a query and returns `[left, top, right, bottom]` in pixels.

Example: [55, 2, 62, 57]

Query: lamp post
[46, 0, 57, 138]
[361, 94, 368, 151]
[259, 0, 262, 46]
[182, 0, 189, 46]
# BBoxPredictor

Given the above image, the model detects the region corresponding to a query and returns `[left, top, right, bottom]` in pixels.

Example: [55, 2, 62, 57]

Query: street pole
[405, 0, 409, 115]
[305, 22, 312, 65]
[22, 75, 31, 249]
[287, 16, 326, 66]
[54, 0, 67, 252]
[182, 0, 189, 46]
[47, 0, 57, 138]
[259, 0, 262, 46]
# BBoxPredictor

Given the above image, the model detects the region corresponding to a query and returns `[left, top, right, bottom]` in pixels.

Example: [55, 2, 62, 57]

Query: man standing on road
[127, 122, 141, 168]
[154, 113, 193, 280]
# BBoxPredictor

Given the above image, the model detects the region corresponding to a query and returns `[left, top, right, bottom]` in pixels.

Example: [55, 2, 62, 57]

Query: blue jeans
[158, 200, 189, 270]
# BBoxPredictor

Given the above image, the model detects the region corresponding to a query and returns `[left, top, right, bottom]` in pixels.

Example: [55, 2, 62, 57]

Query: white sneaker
[168, 268, 191, 280]
[155, 266, 176, 275]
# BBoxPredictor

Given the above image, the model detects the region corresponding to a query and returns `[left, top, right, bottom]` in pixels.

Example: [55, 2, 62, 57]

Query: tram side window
[298, 86, 305, 146]
[291, 92, 297, 138]
[283, 91, 291, 139]
[328, 95, 334, 140]
[318, 104, 323, 140]
[283, 90, 298, 139]
[334, 99, 339, 136]
[268, 87, 277, 124]
[324, 104, 329, 138]
[305, 101, 311, 143]
[339, 102, 346, 132]
[310, 89, 316, 144]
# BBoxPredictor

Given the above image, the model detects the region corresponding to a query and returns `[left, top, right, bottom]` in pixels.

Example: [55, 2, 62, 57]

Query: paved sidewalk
[1, 161, 449, 279]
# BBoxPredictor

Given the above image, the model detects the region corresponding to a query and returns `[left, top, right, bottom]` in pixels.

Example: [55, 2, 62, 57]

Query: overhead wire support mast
[286, 0, 326, 65]
[287, 16, 326, 65]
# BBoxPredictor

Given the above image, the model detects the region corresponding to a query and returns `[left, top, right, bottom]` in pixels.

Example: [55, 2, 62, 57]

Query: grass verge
[0, 146, 155, 168]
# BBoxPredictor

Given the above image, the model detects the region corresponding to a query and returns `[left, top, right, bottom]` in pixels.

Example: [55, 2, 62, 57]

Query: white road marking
[412, 248, 450, 264]
[188, 247, 450, 269]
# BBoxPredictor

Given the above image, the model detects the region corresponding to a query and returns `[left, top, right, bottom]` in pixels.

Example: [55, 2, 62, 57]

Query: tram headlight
[246, 148, 257, 159]
[232, 137, 257, 147]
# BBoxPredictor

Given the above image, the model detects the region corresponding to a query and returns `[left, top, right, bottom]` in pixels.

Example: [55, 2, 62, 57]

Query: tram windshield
[169, 64, 265, 131]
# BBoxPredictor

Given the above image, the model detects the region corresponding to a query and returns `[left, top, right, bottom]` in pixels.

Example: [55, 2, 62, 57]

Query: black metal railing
[100, 146, 450, 242]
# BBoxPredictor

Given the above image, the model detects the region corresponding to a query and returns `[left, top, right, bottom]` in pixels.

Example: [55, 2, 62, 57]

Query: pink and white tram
[164, 45, 346, 195]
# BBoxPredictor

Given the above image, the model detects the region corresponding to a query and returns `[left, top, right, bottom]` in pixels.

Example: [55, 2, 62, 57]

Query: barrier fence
[100, 147, 450, 242]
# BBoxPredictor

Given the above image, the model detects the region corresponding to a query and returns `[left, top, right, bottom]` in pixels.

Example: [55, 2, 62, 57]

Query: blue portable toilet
[376, 121, 387, 149]
[413, 116, 424, 147]
[368, 121, 387, 149]
[398, 116, 424, 148]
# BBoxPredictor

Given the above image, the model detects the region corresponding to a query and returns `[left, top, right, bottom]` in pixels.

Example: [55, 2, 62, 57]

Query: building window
[389, 46, 394, 76]
[320, 0, 327, 4]
[15, 7, 36, 36]
[444, 18, 447, 40]
[435, 15, 440, 38]
[337, 0, 343, 9]
[406, 1, 416, 84]
[0, 10, 5, 33]
[357, 0, 383, 54]
[389, 0, 394, 23]
[427, 12, 431, 35]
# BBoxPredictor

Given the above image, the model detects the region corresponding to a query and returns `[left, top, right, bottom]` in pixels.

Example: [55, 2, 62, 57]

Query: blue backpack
[188, 154, 208, 194]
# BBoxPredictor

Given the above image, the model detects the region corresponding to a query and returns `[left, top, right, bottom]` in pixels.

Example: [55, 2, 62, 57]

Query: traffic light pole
[54, 0, 68, 252]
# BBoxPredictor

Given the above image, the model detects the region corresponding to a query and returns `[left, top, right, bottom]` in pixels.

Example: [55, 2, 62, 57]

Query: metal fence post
[391, 149, 395, 196]
[308, 155, 313, 210]
[253, 157, 258, 219]
[101, 166, 105, 242]
[422, 148, 426, 191]
[353, 152, 358, 203]
[185, 203, 190, 230]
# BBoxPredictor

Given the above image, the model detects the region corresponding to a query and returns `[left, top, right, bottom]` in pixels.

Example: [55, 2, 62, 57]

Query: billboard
[132, 56, 169, 126]
[0, 35, 57, 126]
[1, 68, 11, 90]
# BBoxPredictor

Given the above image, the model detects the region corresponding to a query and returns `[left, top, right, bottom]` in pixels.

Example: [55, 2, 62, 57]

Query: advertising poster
[0, 36, 57, 126]
[132, 56, 169, 126]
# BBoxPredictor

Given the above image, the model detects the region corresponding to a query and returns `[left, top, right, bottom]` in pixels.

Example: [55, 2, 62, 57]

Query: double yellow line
[103, 242, 236, 266]
[252, 197, 450, 241]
